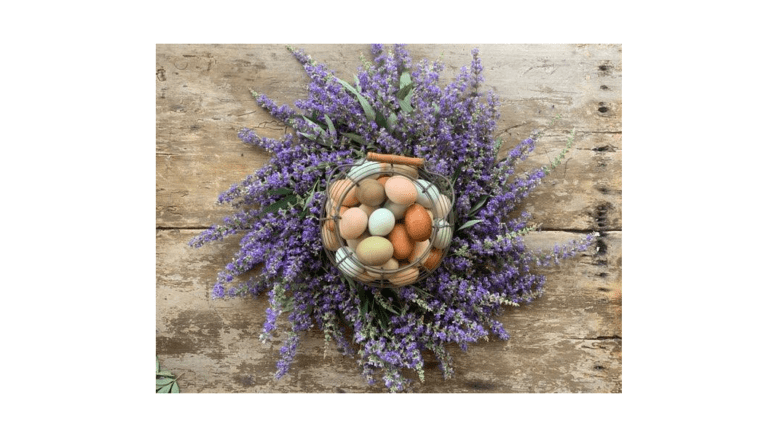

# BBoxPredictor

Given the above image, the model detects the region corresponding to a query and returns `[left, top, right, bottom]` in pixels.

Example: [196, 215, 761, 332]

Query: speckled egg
[355, 236, 394, 266]
[321, 225, 340, 251]
[408, 239, 430, 264]
[389, 264, 419, 286]
[329, 179, 359, 207]
[431, 219, 452, 249]
[356, 179, 386, 206]
[414, 179, 439, 209]
[386, 223, 413, 260]
[335, 247, 364, 277]
[384, 175, 418, 205]
[338, 207, 368, 240]
[404, 203, 432, 241]
[383, 200, 410, 220]
[368, 208, 395, 237]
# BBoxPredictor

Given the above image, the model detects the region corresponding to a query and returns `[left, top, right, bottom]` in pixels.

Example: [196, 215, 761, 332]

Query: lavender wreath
[190, 44, 594, 392]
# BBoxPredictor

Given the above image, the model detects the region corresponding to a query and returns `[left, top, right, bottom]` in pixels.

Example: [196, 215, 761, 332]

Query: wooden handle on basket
[366, 153, 424, 167]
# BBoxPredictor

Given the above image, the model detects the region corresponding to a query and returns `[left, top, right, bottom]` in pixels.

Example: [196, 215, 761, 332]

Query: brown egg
[326, 202, 349, 232]
[408, 240, 430, 264]
[386, 223, 413, 260]
[355, 236, 394, 266]
[389, 264, 419, 286]
[376, 175, 390, 186]
[329, 179, 359, 207]
[338, 207, 368, 240]
[391, 164, 419, 179]
[404, 203, 432, 241]
[321, 225, 340, 251]
[423, 247, 443, 270]
[356, 179, 385, 206]
[384, 175, 418, 205]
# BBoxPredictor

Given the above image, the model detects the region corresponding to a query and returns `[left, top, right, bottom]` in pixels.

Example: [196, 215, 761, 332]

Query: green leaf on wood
[467, 194, 491, 216]
[262, 195, 297, 214]
[337, 78, 376, 122]
[324, 114, 336, 138]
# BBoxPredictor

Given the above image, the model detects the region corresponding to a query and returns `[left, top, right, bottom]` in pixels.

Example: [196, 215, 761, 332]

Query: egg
[386, 223, 413, 260]
[408, 239, 431, 264]
[347, 161, 385, 180]
[414, 179, 439, 209]
[426, 209, 434, 222]
[423, 247, 443, 270]
[321, 225, 340, 251]
[383, 200, 410, 220]
[356, 179, 386, 206]
[338, 207, 368, 240]
[431, 219, 452, 249]
[384, 175, 418, 205]
[404, 203, 432, 241]
[346, 230, 370, 250]
[335, 247, 364, 277]
[431, 193, 452, 218]
[358, 203, 378, 218]
[329, 179, 359, 207]
[391, 164, 419, 179]
[355, 236, 394, 266]
[326, 201, 349, 232]
[376, 175, 390, 186]
[389, 264, 419, 286]
[366, 257, 399, 280]
[368, 208, 395, 236]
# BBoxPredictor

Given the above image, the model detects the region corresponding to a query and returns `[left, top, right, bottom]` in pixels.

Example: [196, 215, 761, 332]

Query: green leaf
[262, 195, 297, 214]
[156, 377, 175, 387]
[157, 383, 172, 393]
[343, 133, 368, 146]
[156, 370, 175, 378]
[375, 110, 389, 130]
[324, 114, 336, 138]
[457, 219, 484, 231]
[156, 357, 160, 373]
[387, 112, 398, 133]
[354, 74, 362, 93]
[171, 382, 180, 393]
[467, 194, 491, 216]
[399, 71, 411, 89]
[336, 78, 375, 122]
[266, 188, 293, 197]
[398, 98, 412, 114]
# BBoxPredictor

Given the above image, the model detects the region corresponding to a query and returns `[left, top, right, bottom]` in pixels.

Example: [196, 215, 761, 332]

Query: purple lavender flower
[190, 45, 594, 392]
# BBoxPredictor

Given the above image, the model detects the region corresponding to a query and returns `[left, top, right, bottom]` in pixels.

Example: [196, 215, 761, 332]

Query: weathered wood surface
[156, 44, 622, 393]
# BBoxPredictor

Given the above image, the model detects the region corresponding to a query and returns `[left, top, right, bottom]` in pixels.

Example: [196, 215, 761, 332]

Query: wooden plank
[156, 44, 622, 392]
[156, 230, 621, 393]
[156, 44, 621, 230]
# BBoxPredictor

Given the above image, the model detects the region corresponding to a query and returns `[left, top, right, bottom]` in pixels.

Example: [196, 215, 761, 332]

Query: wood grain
[156, 44, 622, 392]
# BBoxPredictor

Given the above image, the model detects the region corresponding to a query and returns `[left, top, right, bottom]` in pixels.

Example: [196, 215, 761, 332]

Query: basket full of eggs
[321, 153, 454, 287]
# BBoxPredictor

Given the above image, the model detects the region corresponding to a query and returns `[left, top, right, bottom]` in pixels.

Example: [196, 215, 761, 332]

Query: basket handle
[366, 152, 424, 167]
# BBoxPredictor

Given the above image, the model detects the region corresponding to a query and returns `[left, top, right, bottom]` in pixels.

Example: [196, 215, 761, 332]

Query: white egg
[431, 219, 452, 249]
[368, 208, 396, 236]
[335, 247, 364, 277]
[432, 193, 452, 219]
[414, 179, 439, 209]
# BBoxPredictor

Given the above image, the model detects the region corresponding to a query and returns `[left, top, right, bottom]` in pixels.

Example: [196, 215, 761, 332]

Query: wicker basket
[321, 153, 455, 287]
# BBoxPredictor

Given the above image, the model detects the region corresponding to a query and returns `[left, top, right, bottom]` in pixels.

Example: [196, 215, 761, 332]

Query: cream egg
[356, 178, 386, 206]
[347, 161, 385, 180]
[431, 193, 452, 218]
[389, 264, 419, 286]
[355, 236, 394, 266]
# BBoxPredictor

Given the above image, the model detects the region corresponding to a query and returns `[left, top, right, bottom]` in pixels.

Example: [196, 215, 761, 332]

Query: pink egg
[338, 207, 368, 240]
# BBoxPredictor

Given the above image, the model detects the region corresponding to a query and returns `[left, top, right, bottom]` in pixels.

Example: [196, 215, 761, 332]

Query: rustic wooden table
[156, 44, 622, 393]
